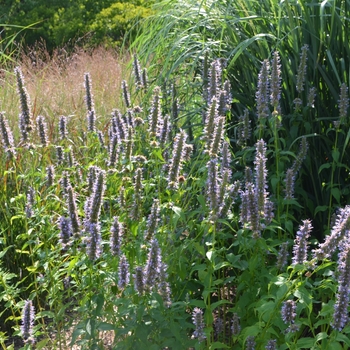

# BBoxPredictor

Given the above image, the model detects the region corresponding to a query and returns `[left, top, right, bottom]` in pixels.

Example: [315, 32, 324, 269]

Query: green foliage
[1, 0, 155, 51]
[133, 0, 350, 239]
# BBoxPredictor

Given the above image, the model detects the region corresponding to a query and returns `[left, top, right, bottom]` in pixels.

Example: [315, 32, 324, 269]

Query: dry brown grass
[0, 45, 131, 138]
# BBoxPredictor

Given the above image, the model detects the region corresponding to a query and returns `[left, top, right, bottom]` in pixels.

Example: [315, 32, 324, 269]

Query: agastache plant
[45, 165, 55, 187]
[133, 266, 145, 296]
[0, 112, 16, 158]
[122, 80, 131, 108]
[118, 254, 130, 289]
[21, 300, 35, 344]
[145, 199, 160, 240]
[284, 136, 308, 200]
[15, 66, 33, 143]
[85, 168, 106, 224]
[58, 115, 68, 140]
[86, 222, 102, 261]
[332, 241, 350, 331]
[148, 86, 162, 139]
[144, 238, 161, 292]
[58, 216, 73, 250]
[292, 219, 312, 265]
[167, 130, 187, 189]
[256, 59, 270, 120]
[131, 168, 143, 220]
[110, 216, 124, 256]
[66, 185, 81, 237]
[84, 72, 96, 132]
[132, 54, 143, 89]
[192, 307, 206, 343]
[270, 51, 281, 117]
[313, 206, 350, 260]
[36, 115, 49, 147]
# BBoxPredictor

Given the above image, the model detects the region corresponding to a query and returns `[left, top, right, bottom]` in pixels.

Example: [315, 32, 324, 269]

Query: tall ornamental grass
[132, 0, 350, 238]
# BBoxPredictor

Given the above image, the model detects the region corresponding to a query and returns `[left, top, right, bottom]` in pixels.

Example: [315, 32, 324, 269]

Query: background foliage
[0, 0, 154, 51]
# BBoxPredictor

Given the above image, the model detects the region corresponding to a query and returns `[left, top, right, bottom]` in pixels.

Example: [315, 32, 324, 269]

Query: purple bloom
[85, 168, 106, 224]
[292, 219, 312, 265]
[66, 186, 81, 236]
[0, 112, 16, 158]
[148, 86, 162, 138]
[132, 54, 143, 89]
[36, 115, 49, 146]
[265, 339, 277, 350]
[144, 239, 161, 291]
[270, 51, 281, 114]
[21, 300, 35, 344]
[245, 336, 256, 350]
[58, 115, 68, 140]
[84, 72, 94, 113]
[231, 313, 241, 336]
[122, 80, 131, 108]
[86, 222, 102, 261]
[313, 206, 350, 260]
[110, 216, 124, 256]
[118, 254, 130, 289]
[254, 139, 269, 218]
[209, 116, 225, 158]
[207, 158, 220, 214]
[276, 241, 289, 270]
[256, 59, 270, 120]
[332, 242, 350, 330]
[133, 266, 144, 296]
[281, 300, 297, 324]
[46, 165, 55, 187]
[296, 45, 309, 94]
[145, 199, 160, 241]
[158, 261, 172, 307]
[167, 130, 187, 189]
[15, 66, 33, 143]
[58, 216, 72, 250]
[192, 307, 206, 343]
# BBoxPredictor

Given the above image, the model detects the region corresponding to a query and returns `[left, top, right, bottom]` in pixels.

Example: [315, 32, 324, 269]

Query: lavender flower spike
[265, 339, 277, 350]
[313, 206, 350, 260]
[292, 219, 312, 265]
[245, 336, 256, 350]
[332, 242, 350, 331]
[256, 59, 270, 120]
[36, 115, 49, 146]
[192, 307, 206, 343]
[231, 313, 241, 336]
[118, 254, 130, 289]
[167, 130, 187, 189]
[15, 66, 33, 142]
[21, 299, 35, 344]
[86, 222, 102, 261]
[144, 239, 161, 291]
[0, 112, 16, 158]
[110, 216, 124, 256]
[133, 266, 144, 296]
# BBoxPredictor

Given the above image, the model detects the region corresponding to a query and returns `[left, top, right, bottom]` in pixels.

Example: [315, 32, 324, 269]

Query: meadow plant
[3, 38, 350, 350]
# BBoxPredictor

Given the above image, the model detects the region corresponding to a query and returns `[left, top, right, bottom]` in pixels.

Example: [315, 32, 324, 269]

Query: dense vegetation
[1, 0, 350, 349]
[0, 0, 154, 51]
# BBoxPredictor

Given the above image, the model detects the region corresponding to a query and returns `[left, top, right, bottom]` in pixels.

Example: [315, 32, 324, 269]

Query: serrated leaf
[209, 342, 230, 349]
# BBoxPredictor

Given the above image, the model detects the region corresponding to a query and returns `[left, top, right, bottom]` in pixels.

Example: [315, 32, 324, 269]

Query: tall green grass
[132, 0, 350, 238]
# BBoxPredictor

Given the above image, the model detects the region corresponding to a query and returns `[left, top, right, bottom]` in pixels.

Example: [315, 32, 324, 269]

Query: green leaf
[318, 163, 331, 174]
[172, 206, 182, 218]
[97, 322, 115, 331]
[314, 205, 328, 215]
[332, 149, 340, 163]
[296, 337, 316, 348]
[209, 342, 230, 349]
[35, 338, 50, 350]
[331, 187, 341, 203]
